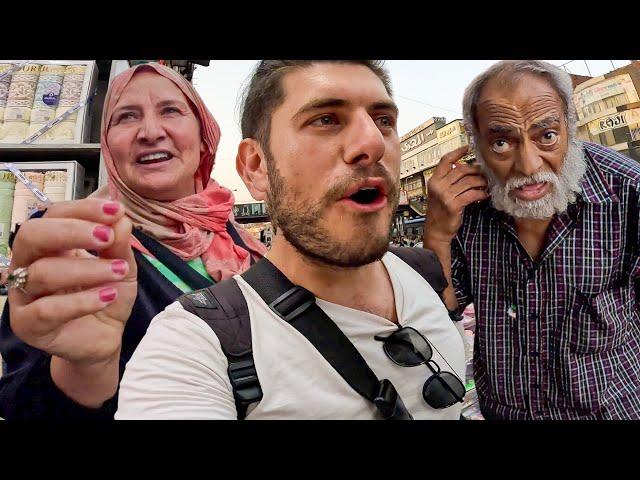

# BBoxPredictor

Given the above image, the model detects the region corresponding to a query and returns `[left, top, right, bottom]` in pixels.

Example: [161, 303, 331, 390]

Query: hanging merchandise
[0, 171, 16, 256]
[28, 64, 66, 137]
[0, 63, 41, 143]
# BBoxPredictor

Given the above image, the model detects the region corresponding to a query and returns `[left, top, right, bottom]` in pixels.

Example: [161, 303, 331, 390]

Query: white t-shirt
[115, 252, 466, 420]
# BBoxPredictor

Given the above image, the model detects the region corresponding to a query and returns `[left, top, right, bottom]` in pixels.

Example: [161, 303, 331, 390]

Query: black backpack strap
[388, 246, 448, 296]
[241, 258, 413, 420]
[178, 279, 261, 420]
[225, 221, 257, 266]
[133, 228, 213, 291]
[133, 221, 258, 289]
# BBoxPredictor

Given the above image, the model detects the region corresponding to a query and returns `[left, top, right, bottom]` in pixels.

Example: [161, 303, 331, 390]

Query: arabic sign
[587, 108, 640, 135]
[401, 117, 446, 154]
[437, 120, 465, 143]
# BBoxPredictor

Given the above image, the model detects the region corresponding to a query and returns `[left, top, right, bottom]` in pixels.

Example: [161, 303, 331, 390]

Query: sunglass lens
[384, 329, 432, 366]
[422, 372, 466, 409]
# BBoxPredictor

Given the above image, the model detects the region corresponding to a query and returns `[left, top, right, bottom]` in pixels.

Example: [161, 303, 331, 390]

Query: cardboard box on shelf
[0, 61, 98, 144]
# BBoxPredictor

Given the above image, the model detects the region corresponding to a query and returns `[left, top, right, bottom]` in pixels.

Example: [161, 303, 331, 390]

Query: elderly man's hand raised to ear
[424, 145, 489, 244]
[423, 145, 489, 312]
[7, 198, 137, 408]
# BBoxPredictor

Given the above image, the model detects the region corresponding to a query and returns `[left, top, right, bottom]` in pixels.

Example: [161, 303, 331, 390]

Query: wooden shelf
[0, 143, 101, 161]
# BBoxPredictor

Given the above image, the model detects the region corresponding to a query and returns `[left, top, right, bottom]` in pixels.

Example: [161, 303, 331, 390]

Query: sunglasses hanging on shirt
[375, 326, 466, 409]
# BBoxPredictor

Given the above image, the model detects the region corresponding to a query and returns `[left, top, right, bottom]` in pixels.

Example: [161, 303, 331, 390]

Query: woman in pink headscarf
[0, 63, 266, 420]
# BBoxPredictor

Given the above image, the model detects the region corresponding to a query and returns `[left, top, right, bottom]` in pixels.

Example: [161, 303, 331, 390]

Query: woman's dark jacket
[0, 224, 252, 420]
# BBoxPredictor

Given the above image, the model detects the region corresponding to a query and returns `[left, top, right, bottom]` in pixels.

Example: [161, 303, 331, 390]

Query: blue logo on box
[43, 92, 59, 106]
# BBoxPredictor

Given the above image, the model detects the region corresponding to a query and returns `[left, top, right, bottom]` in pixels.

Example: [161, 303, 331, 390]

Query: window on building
[580, 92, 631, 122]
[425, 144, 441, 166]
[402, 157, 417, 173]
[613, 126, 629, 145]
[251, 203, 263, 216]
[597, 129, 617, 147]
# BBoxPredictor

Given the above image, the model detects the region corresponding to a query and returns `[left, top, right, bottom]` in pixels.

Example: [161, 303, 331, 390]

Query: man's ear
[236, 138, 269, 201]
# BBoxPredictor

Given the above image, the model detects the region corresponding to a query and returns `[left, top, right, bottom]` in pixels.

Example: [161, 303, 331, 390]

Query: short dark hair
[240, 60, 392, 150]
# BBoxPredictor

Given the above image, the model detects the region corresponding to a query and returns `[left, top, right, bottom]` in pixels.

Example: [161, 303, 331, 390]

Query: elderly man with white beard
[424, 60, 640, 420]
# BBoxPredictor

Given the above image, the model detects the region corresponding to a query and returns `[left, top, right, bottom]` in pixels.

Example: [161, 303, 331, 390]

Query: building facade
[572, 61, 640, 161]
[399, 117, 446, 214]
[399, 117, 472, 216]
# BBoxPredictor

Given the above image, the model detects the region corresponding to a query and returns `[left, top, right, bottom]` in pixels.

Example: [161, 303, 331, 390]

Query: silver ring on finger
[7, 267, 29, 293]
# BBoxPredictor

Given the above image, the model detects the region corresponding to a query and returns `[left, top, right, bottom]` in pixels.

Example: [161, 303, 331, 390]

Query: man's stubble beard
[264, 148, 400, 268]
[476, 138, 587, 220]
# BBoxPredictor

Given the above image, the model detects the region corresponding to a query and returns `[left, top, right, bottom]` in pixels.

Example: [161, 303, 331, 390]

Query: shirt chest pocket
[563, 285, 636, 354]
[569, 207, 624, 295]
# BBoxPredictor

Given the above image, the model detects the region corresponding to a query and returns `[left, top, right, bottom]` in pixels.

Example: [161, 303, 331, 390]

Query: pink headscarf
[97, 62, 266, 282]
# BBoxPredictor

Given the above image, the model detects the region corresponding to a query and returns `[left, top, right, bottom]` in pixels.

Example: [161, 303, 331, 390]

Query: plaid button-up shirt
[452, 142, 640, 419]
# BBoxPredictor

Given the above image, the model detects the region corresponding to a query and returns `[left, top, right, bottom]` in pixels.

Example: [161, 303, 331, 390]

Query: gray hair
[462, 60, 578, 146]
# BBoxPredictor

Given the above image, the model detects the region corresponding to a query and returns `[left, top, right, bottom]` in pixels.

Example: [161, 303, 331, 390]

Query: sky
[192, 60, 631, 203]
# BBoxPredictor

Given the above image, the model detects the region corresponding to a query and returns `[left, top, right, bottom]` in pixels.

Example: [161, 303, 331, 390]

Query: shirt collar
[577, 143, 620, 205]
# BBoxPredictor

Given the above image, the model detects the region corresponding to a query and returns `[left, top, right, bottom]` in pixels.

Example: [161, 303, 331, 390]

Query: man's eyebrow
[530, 115, 561, 129]
[294, 98, 348, 119]
[293, 98, 398, 119]
[371, 101, 399, 115]
[487, 123, 516, 135]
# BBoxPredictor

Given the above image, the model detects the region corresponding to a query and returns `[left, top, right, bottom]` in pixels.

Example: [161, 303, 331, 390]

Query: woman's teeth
[138, 152, 171, 163]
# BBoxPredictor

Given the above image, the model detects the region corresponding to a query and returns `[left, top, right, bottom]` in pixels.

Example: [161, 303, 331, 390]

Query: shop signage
[401, 117, 446, 154]
[437, 120, 465, 143]
[588, 108, 640, 135]
[574, 74, 639, 112]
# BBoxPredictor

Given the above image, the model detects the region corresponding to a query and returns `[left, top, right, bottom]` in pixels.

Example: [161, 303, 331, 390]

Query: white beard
[476, 140, 587, 219]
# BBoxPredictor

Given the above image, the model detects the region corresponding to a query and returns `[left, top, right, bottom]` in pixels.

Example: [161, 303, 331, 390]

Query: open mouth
[136, 151, 174, 165]
[340, 179, 388, 212]
[348, 186, 383, 205]
[512, 181, 550, 201]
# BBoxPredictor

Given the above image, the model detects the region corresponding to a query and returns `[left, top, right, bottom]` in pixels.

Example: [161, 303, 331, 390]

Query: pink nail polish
[102, 202, 120, 215]
[112, 260, 127, 275]
[99, 287, 117, 303]
[93, 226, 111, 242]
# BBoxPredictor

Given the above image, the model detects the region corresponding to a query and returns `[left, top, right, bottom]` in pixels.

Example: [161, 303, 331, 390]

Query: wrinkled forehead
[475, 73, 565, 130]
[279, 63, 394, 113]
[116, 71, 190, 106]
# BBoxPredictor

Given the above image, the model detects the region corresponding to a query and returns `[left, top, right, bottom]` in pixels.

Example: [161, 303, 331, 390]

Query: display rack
[0, 60, 125, 198]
